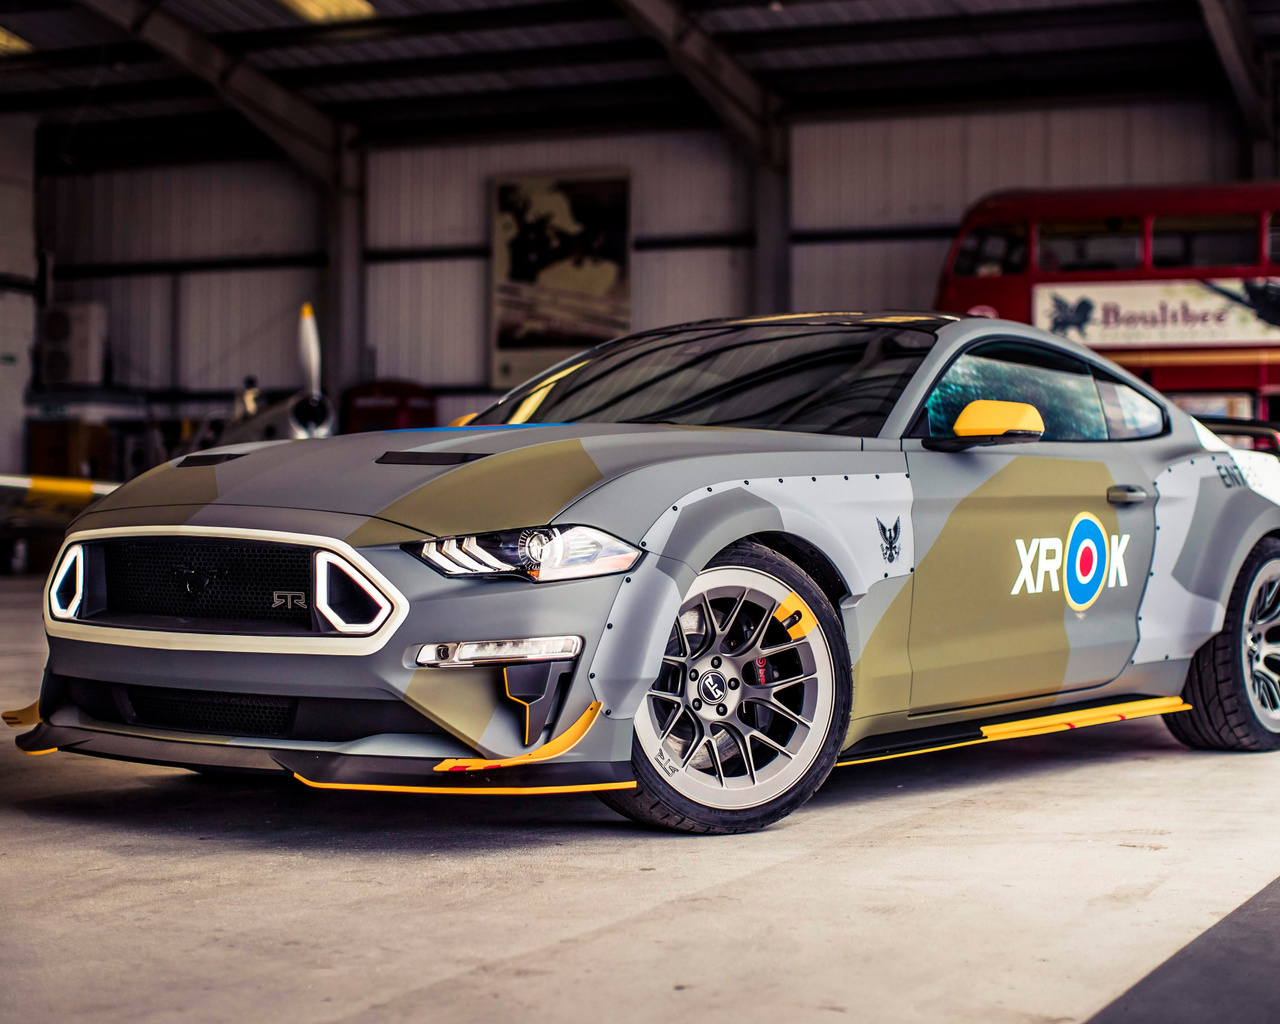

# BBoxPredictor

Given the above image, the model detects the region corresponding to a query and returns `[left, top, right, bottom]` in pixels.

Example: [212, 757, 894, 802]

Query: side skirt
[836, 695, 1191, 768]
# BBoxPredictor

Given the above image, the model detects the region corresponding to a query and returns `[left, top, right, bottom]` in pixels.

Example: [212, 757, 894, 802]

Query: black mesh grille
[126, 685, 297, 738]
[101, 538, 313, 627]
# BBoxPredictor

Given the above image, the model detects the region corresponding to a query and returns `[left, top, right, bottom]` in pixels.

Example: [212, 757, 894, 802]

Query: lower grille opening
[60, 677, 447, 742]
[126, 686, 297, 738]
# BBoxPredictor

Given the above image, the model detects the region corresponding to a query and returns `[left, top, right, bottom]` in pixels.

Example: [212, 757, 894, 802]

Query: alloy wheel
[633, 565, 836, 809]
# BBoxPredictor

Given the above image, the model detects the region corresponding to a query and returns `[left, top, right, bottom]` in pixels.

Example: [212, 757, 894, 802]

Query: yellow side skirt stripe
[836, 696, 1191, 767]
[293, 775, 635, 796]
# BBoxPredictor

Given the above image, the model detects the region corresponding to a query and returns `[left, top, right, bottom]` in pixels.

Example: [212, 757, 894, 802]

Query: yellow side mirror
[449, 411, 478, 427]
[926, 400, 1044, 451]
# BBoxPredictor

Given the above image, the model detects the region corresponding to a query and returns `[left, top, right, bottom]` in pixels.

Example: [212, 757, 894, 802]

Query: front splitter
[16, 723, 635, 795]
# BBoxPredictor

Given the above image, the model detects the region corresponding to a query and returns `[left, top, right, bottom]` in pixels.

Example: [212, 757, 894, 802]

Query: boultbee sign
[1033, 278, 1280, 348]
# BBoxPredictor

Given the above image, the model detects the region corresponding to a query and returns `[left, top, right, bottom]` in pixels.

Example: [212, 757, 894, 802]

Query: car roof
[624, 311, 964, 337]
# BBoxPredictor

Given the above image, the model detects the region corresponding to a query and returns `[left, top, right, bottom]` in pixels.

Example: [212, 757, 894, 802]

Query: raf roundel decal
[1064, 512, 1110, 611]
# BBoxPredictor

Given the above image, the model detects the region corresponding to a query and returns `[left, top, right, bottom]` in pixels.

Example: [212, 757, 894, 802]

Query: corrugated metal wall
[366, 129, 753, 388]
[792, 100, 1243, 312]
[47, 99, 1244, 403]
[52, 160, 321, 391]
[0, 117, 35, 473]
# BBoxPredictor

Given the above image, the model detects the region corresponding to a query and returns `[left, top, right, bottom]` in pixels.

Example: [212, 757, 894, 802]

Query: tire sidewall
[1223, 538, 1280, 749]
[629, 540, 853, 831]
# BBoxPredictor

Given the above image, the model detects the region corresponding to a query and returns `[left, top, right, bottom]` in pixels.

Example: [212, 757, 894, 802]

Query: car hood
[81, 423, 864, 539]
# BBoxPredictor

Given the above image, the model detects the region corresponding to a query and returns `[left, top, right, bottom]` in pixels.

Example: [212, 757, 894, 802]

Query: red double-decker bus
[935, 183, 1280, 419]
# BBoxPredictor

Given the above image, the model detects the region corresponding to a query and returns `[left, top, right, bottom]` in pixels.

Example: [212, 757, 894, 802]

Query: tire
[600, 540, 853, 834]
[1166, 537, 1280, 752]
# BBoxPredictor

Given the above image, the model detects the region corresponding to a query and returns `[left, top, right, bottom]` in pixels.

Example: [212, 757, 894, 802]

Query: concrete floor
[3, 575, 1280, 1024]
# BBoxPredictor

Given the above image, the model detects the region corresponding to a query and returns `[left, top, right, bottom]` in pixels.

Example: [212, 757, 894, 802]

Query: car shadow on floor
[1, 717, 1204, 852]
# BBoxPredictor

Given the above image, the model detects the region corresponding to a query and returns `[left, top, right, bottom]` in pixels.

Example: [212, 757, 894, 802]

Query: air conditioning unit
[39, 302, 107, 387]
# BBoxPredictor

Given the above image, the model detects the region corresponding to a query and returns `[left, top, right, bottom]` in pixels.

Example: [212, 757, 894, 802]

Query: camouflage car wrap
[15, 315, 1280, 796]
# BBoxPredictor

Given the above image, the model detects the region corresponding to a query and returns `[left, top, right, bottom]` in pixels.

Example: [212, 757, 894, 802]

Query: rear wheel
[1166, 537, 1280, 751]
[600, 541, 851, 834]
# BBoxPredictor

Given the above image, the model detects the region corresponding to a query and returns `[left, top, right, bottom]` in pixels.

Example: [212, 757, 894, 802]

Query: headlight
[407, 525, 641, 582]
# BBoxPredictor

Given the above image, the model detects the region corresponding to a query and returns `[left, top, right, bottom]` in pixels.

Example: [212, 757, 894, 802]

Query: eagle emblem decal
[877, 517, 902, 564]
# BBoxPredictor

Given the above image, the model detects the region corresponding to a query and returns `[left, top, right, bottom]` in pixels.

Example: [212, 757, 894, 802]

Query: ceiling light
[274, 0, 376, 23]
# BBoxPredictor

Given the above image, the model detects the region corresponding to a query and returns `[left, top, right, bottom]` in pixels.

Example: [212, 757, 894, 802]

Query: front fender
[580, 459, 913, 721]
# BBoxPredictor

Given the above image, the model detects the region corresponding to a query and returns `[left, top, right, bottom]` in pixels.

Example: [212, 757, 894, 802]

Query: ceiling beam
[69, 0, 339, 183]
[0, 1, 1194, 80]
[1196, 0, 1273, 138]
[609, 0, 784, 166]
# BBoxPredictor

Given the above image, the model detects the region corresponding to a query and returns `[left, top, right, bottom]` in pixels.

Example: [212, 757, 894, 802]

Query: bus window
[1037, 218, 1143, 272]
[1152, 214, 1257, 268]
[1268, 217, 1280, 264]
[951, 224, 1027, 277]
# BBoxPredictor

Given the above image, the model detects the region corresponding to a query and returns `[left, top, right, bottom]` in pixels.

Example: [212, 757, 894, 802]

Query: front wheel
[600, 541, 852, 834]
[1166, 537, 1280, 751]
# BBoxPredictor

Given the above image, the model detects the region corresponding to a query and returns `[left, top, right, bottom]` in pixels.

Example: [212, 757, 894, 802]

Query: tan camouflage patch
[909, 456, 1117, 712]
[91, 462, 217, 513]
[846, 575, 914, 739]
[372, 438, 604, 536]
[402, 666, 510, 755]
[342, 517, 427, 548]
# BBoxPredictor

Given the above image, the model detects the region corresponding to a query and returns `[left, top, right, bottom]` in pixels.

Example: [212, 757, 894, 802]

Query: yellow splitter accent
[836, 696, 1192, 767]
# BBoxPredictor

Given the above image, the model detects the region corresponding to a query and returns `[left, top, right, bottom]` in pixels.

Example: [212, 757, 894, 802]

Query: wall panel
[53, 161, 320, 264]
[59, 275, 172, 389]
[368, 130, 751, 249]
[793, 100, 1241, 231]
[791, 100, 1243, 313]
[179, 268, 323, 392]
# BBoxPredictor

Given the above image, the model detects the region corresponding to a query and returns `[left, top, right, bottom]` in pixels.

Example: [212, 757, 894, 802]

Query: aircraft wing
[0, 474, 119, 532]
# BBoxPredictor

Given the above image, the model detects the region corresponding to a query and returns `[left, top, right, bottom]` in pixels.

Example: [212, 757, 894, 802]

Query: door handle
[1107, 485, 1148, 505]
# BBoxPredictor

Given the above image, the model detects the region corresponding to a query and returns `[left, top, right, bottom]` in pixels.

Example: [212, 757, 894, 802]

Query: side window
[1095, 374, 1165, 440]
[1152, 214, 1257, 268]
[1038, 218, 1143, 272]
[921, 341, 1108, 442]
[952, 224, 1028, 277]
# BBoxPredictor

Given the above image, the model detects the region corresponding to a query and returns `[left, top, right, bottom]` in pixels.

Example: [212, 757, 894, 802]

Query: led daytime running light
[48, 543, 84, 620]
[417, 635, 583, 666]
[414, 525, 640, 582]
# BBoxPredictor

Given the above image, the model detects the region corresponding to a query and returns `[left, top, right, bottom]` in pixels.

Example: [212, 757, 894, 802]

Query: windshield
[471, 323, 937, 437]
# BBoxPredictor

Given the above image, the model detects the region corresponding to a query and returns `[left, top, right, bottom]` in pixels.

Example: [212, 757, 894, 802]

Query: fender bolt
[716, 704, 728, 716]
[729, 678, 739, 689]
[692, 698, 703, 711]
[689, 668, 699, 679]
[711, 657, 721, 668]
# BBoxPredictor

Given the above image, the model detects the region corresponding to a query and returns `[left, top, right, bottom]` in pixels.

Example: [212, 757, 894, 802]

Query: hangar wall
[0, 117, 36, 474]
[791, 100, 1243, 313]
[51, 161, 322, 393]
[45, 98, 1242, 419]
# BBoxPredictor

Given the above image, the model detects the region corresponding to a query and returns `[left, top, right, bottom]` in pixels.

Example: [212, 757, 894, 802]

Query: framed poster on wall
[489, 170, 630, 389]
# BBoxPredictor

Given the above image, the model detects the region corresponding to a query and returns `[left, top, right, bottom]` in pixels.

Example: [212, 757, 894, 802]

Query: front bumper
[27, 505, 654, 788]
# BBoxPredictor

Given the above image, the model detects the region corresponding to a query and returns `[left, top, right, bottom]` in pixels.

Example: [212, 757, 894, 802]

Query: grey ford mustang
[11, 312, 1280, 833]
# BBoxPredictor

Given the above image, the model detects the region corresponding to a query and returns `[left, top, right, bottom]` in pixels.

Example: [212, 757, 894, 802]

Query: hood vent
[376, 451, 487, 466]
[179, 453, 245, 467]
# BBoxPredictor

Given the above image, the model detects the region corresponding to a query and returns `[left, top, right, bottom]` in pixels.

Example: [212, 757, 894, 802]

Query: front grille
[101, 537, 313, 628]
[126, 685, 297, 738]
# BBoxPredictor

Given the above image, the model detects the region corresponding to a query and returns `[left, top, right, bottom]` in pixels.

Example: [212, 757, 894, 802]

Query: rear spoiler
[1195, 417, 1280, 446]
